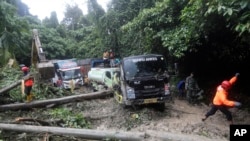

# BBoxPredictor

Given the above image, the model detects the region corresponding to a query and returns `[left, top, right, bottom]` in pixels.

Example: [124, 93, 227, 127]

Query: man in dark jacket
[185, 72, 200, 103]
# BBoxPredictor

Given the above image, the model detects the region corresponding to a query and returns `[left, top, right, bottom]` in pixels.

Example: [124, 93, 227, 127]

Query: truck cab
[114, 54, 171, 110]
[52, 59, 84, 89]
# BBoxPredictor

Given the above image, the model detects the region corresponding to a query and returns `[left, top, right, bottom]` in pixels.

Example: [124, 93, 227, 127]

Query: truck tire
[158, 103, 165, 112]
[121, 103, 130, 109]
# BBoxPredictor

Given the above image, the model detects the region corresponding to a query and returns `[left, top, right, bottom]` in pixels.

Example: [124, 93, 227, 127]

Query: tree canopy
[0, 0, 249, 80]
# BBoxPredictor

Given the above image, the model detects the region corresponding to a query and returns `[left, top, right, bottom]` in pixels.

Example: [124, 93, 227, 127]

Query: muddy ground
[79, 96, 249, 141]
[0, 86, 250, 141]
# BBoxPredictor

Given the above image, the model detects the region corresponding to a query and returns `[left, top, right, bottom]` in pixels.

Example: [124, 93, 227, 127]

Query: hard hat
[19, 64, 25, 68]
[221, 80, 231, 89]
[21, 66, 29, 72]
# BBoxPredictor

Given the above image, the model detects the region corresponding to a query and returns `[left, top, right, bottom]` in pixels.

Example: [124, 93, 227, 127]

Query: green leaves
[0, 1, 29, 66]
[48, 108, 91, 128]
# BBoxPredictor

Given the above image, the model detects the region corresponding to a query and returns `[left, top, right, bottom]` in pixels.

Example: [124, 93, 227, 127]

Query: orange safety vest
[212, 76, 237, 107]
[24, 77, 34, 87]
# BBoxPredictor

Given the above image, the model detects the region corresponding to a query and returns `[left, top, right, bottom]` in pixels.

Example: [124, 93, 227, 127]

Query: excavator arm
[31, 29, 54, 80]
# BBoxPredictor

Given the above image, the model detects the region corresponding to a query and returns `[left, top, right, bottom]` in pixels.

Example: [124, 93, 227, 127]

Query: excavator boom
[31, 29, 54, 80]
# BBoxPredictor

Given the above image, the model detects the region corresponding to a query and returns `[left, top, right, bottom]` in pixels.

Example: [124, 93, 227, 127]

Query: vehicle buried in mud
[114, 54, 172, 110]
[52, 59, 84, 89]
[87, 54, 172, 110]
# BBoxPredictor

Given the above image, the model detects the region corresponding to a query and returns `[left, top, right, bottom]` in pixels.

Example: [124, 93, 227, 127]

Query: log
[14, 117, 64, 127]
[0, 124, 219, 141]
[0, 90, 113, 111]
[0, 73, 36, 95]
[0, 80, 22, 95]
[0, 123, 145, 141]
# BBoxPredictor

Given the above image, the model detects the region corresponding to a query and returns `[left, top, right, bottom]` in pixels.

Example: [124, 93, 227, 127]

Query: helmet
[19, 64, 25, 68]
[21, 66, 29, 72]
[221, 80, 231, 89]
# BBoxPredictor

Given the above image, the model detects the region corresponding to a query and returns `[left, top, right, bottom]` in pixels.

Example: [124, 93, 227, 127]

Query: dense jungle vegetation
[1, 0, 250, 100]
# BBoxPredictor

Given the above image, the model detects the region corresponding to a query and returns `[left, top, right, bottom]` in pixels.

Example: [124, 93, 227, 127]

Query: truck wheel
[121, 104, 129, 109]
[93, 88, 98, 92]
[158, 103, 165, 112]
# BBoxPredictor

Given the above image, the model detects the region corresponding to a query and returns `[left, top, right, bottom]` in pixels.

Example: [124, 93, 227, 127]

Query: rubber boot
[26, 94, 33, 103]
[29, 93, 33, 101]
[26, 95, 31, 103]
[202, 116, 207, 122]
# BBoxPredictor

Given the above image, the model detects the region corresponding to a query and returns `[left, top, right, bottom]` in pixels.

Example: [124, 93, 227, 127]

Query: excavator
[0, 29, 54, 94]
[31, 29, 54, 80]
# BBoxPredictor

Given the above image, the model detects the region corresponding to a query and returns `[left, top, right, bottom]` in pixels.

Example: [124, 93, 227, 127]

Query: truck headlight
[164, 83, 170, 95]
[126, 86, 135, 99]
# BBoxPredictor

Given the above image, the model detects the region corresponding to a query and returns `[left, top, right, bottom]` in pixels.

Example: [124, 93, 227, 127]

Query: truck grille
[135, 87, 165, 99]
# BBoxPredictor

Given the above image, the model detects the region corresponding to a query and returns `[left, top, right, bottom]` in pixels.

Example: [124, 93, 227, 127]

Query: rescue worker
[177, 80, 185, 99]
[114, 58, 121, 67]
[103, 50, 110, 67]
[202, 73, 241, 124]
[185, 72, 200, 103]
[109, 49, 115, 67]
[21, 65, 34, 102]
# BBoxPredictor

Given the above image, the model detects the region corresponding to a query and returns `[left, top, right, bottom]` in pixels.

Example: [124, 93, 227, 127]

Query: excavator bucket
[32, 29, 55, 80]
[37, 62, 55, 80]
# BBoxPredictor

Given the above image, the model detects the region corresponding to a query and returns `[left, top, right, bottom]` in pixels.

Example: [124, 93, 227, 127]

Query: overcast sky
[21, 0, 111, 22]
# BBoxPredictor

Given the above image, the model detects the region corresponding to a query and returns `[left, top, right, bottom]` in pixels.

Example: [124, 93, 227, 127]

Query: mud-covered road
[1, 88, 250, 141]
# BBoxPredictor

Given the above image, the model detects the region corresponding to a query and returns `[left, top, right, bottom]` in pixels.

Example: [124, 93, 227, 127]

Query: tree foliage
[62, 4, 84, 30]
[0, 0, 29, 66]
[0, 0, 249, 78]
[42, 11, 59, 28]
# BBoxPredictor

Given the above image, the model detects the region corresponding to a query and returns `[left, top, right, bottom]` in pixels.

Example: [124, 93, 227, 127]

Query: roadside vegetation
[1, 0, 250, 140]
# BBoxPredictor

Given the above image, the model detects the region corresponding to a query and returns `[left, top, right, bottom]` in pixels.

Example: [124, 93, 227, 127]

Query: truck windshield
[124, 56, 167, 80]
[61, 69, 81, 80]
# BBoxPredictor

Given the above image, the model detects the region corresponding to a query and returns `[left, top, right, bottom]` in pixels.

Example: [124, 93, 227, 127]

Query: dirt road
[81, 96, 250, 141]
[1, 90, 249, 141]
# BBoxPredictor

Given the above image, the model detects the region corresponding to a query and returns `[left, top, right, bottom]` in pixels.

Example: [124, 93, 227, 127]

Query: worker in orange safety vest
[202, 73, 241, 124]
[21, 65, 34, 102]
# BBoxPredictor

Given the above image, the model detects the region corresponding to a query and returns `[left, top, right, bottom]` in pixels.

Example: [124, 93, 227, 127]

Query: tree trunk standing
[0, 123, 145, 141]
[0, 90, 113, 111]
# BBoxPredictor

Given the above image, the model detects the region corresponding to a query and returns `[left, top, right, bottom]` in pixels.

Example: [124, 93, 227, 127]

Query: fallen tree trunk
[0, 73, 37, 95]
[0, 90, 113, 111]
[0, 124, 219, 141]
[0, 123, 145, 141]
[0, 80, 22, 95]
[14, 117, 63, 126]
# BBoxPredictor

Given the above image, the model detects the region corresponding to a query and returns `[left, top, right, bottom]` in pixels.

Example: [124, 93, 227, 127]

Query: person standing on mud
[103, 50, 110, 67]
[177, 79, 186, 99]
[202, 73, 241, 124]
[185, 72, 200, 103]
[109, 49, 115, 67]
[21, 65, 34, 102]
